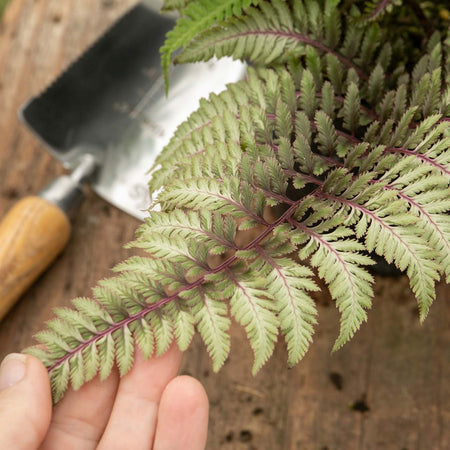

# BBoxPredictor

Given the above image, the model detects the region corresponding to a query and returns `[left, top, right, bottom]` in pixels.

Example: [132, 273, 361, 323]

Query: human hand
[0, 346, 209, 449]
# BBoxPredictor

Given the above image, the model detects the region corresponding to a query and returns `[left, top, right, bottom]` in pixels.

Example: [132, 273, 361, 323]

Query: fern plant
[26, 0, 450, 402]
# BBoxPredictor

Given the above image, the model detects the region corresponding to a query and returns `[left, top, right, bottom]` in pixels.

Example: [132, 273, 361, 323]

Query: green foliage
[0, 0, 9, 17]
[352, 0, 400, 23]
[160, 0, 260, 88]
[26, 0, 450, 403]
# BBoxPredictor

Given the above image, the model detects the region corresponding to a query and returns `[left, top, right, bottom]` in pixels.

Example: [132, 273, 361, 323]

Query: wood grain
[0, 196, 71, 320]
[0, 1, 448, 449]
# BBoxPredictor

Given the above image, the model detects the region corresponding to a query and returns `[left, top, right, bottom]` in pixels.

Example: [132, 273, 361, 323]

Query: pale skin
[0, 345, 209, 449]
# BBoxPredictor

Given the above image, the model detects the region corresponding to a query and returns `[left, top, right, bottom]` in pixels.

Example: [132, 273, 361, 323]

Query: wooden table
[0, 1, 449, 449]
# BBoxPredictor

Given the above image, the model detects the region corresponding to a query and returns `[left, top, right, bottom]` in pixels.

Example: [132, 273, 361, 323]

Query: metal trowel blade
[19, 1, 246, 220]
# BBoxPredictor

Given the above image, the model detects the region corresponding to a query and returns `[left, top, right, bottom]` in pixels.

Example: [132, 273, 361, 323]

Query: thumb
[0, 353, 52, 449]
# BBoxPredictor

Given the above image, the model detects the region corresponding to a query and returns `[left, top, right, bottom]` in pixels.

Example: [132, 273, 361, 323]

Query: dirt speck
[329, 371, 344, 390]
[350, 394, 370, 413]
[239, 430, 253, 442]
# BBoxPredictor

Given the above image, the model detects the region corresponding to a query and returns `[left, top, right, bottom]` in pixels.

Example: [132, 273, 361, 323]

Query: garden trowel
[0, 0, 246, 321]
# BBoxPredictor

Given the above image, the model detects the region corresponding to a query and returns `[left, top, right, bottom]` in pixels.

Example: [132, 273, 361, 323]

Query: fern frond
[245, 236, 319, 366]
[189, 286, 231, 371]
[162, 0, 195, 12]
[148, 81, 250, 193]
[354, 0, 394, 24]
[27, 0, 450, 403]
[176, 0, 370, 81]
[160, 0, 259, 86]
[380, 160, 450, 281]
[315, 172, 443, 320]
[289, 208, 375, 350]
[227, 268, 279, 374]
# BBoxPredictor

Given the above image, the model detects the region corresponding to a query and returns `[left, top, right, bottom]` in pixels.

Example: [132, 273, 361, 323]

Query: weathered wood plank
[0, 1, 448, 449]
[182, 278, 449, 450]
[0, 0, 137, 339]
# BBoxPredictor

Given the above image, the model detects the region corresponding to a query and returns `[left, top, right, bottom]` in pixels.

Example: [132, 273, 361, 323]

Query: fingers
[40, 368, 120, 450]
[0, 354, 52, 449]
[10, 346, 208, 450]
[153, 376, 209, 450]
[97, 345, 183, 450]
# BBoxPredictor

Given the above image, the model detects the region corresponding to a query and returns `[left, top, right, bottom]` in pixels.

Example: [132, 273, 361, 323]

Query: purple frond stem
[301, 175, 421, 263]
[314, 190, 422, 266]
[46, 197, 306, 373]
[385, 186, 450, 254]
[215, 29, 369, 81]
[385, 147, 450, 176]
[366, 0, 391, 20]
[195, 187, 267, 225]
[253, 245, 306, 320]
[287, 217, 357, 297]
[329, 127, 450, 176]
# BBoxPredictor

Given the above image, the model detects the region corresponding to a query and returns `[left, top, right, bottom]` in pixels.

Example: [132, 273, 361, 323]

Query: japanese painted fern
[27, 0, 450, 402]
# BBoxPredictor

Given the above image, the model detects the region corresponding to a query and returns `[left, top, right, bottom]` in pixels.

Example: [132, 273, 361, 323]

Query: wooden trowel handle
[0, 156, 96, 321]
[0, 196, 71, 321]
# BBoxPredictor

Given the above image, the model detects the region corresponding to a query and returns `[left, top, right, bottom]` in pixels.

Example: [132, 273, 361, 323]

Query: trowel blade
[20, 2, 246, 220]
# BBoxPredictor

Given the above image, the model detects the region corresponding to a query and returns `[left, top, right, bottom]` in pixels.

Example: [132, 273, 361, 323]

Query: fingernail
[0, 353, 27, 391]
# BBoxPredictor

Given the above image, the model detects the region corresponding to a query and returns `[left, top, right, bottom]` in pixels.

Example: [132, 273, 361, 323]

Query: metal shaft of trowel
[38, 154, 98, 218]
